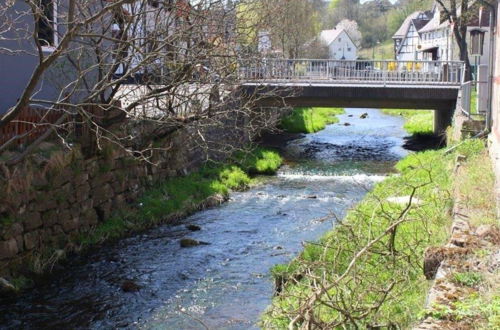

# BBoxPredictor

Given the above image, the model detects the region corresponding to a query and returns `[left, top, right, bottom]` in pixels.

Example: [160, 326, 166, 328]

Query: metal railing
[239, 59, 465, 86]
[459, 81, 473, 118]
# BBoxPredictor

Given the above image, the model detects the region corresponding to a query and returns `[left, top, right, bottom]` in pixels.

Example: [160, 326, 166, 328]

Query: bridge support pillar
[434, 108, 454, 136]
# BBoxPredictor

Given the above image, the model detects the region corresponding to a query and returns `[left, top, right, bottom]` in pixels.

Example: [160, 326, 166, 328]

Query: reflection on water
[0, 109, 408, 330]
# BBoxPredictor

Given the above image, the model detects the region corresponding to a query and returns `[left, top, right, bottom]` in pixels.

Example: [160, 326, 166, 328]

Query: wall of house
[396, 23, 420, 61]
[328, 31, 357, 60]
[0, 2, 63, 114]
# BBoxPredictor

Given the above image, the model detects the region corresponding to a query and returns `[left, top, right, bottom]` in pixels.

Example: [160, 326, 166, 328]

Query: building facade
[393, 3, 491, 70]
[319, 29, 358, 61]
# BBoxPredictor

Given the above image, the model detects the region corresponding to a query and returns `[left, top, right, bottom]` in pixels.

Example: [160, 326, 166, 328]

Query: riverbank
[0, 108, 402, 328]
[78, 147, 283, 248]
[1, 147, 283, 293]
[417, 145, 499, 329]
[263, 139, 492, 328]
[280, 107, 345, 134]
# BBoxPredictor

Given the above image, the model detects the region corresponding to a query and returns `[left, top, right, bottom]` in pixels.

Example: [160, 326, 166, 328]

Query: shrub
[281, 107, 344, 133]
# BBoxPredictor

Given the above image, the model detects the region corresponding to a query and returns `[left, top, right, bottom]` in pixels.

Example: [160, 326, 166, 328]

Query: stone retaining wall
[0, 113, 257, 278]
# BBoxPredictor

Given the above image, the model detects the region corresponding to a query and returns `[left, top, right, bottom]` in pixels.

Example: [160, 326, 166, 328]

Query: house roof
[419, 10, 448, 33]
[393, 12, 422, 39]
[319, 29, 345, 46]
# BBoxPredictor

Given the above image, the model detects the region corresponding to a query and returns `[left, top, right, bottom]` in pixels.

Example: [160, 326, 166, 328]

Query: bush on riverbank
[233, 147, 283, 175]
[79, 148, 282, 246]
[383, 109, 434, 135]
[281, 107, 344, 133]
[262, 140, 486, 329]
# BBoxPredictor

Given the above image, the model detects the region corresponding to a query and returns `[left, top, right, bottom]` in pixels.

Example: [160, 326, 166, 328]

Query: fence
[239, 59, 465, 85]
[0, 103, 121, 151]
[0, 107, 66, 148]
[459, 81, 473, 118]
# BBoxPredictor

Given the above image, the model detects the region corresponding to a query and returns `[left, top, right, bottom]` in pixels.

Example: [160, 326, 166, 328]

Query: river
[0, 108, 408, 330]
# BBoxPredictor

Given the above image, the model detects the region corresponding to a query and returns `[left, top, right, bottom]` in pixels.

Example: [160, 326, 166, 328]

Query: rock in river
[186, 224, 201, 231]
[180, 238, 210, 248]
[0, 277, 16, 295]
[360, 113, 368, 119]
[121, 280, 141, 292]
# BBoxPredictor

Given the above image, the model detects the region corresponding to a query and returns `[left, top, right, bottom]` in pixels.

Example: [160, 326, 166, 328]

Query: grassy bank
[419, 147, 499, 329]
[262, 139, 487, 328]
[382, 109, 434, 135]
[281, 107, 344, 134]
[77, 148, 283, 247]
[358, 40, 394, 60]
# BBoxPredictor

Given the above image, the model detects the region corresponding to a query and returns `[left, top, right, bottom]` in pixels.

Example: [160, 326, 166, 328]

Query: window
[347, 48, 351, 51]
[338, 38, 342, 42]
[37, 0, 57, 48]
[470, 30, 485, 55]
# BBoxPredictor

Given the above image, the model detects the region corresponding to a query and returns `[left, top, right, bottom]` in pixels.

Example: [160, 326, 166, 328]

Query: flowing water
[0, 109, 408, 330]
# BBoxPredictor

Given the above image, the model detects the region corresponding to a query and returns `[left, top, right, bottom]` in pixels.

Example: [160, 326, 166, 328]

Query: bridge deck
[242, 81, 461, 89]
[240, 59, 465, 87]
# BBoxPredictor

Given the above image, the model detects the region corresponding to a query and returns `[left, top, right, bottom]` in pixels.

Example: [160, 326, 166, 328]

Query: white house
[394, 3, 491, 67]
[392, 11, 432, 61]
[319, 29, 357, 60]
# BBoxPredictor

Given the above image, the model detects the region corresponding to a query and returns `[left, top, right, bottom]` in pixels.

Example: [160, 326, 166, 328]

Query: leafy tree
[256, 0, 321, 58]
[336, 19, 362, 47]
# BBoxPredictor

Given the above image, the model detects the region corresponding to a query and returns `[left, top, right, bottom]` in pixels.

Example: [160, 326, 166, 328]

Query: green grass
[382, 109, 434, 135]
[471, 89, 478, 115]
[358, 40, 394, 60]
[452, 272, 483, 287]
[454, 148, 497, 227]
[233, 147, 283, 175]
[281, 107, 345, 134]
[77, 148, 282, 247]
[262, 139, 486, 329]
[425, 294, 500, 328]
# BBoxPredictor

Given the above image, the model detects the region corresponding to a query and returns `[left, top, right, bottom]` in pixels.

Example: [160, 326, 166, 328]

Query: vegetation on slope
[358, 40, 394, 60]
[78, 148, 282, 246]
[382, 109, 434, 135]
[262, 140, 488, 329]
[281, 107, 345, 134]
[420, 146, 500, 329]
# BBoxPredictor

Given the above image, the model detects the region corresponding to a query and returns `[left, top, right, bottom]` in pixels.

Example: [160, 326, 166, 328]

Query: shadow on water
[1, 109, 413, 330]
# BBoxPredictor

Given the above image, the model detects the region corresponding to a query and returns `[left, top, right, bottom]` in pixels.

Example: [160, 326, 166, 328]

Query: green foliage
[77, 148, 281, 247]
[425, 294, 500, 327]
[263, 140, 487, 328]
[382, 109, 434, 135]
[454, 138, 486, 158]
[452, 272, 483, 287]
[358, 40, 394, 60]
[233, 148, 283, 175]
[281, 107, 345, 133]
[79, 217, 128, 246]
[471, 88, 478, 115]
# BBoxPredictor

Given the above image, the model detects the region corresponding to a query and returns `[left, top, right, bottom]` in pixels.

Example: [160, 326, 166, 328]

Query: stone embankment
[0, 117, 255, 283]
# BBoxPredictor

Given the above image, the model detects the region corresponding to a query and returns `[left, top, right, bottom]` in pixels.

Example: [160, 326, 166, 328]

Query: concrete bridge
[239, 59, 466, 134]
